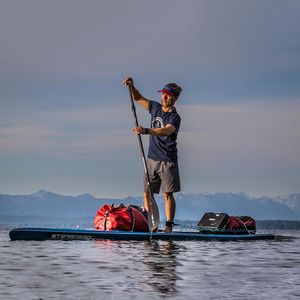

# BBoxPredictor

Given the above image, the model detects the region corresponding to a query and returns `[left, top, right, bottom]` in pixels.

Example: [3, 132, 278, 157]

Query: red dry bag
[226, 216, 256, 234]
[94, 204, 149, 232]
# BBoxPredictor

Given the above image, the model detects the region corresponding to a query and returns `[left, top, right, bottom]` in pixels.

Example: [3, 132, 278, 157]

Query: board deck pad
[9, 227, 275, 241]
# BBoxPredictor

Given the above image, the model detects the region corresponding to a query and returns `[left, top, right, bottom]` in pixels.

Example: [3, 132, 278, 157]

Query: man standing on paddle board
[123, 77, 182, 232]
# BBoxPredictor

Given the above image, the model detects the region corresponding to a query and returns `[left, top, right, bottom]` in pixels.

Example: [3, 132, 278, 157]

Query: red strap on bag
[94, 204, 149, 232]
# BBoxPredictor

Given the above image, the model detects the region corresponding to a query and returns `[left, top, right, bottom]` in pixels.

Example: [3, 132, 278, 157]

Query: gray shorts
[144, 158, 181, 194]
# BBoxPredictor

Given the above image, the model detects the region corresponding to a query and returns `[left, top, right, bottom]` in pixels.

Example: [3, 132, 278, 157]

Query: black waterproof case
[197, 212, 229, 230]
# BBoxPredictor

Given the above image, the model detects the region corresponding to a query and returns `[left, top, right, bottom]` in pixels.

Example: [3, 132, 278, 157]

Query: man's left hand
[133, 126, 148, 135]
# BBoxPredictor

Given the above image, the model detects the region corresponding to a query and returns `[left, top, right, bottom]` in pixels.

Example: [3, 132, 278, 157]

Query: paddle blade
[146, 194, 160, 232]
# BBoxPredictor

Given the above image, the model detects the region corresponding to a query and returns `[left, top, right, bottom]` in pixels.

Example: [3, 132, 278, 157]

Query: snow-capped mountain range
[1, 190, 299, 221]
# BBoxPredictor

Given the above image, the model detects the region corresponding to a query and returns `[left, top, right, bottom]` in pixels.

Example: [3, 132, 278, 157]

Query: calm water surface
[0, 229, 299, 300]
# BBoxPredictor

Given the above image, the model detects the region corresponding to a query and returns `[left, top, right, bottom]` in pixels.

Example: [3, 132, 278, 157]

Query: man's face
[161, 92, 176, 108]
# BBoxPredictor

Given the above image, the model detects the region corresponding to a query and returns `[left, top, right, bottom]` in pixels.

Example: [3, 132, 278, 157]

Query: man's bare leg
[143, 191, 151, 211]
[164, 192, 176, 232]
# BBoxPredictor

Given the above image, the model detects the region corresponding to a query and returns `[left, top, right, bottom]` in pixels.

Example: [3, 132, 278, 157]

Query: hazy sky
[1, 0, 299, 198]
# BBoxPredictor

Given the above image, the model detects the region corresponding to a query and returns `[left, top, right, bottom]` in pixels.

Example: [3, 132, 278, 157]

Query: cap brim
[157, 89, 174, 96]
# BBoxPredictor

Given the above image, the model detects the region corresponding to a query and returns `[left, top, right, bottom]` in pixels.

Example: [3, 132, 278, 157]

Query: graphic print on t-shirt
[151, 117, 164, 128]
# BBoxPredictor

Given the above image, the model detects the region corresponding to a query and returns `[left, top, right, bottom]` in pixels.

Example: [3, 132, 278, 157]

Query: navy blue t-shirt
[147, 100, 181, 163]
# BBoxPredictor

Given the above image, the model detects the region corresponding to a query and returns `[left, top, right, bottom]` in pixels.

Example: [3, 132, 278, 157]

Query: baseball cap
[158, 83, 181, 97]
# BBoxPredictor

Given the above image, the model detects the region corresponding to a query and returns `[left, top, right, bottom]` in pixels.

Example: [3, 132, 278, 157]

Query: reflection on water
[92, 239, 184, 297]
[141, 240, 183, 296]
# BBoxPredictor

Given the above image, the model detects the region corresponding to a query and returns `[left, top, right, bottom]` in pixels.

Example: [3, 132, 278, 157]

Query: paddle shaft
[128, 86, 154, 197]
[128, 85, 157, 230]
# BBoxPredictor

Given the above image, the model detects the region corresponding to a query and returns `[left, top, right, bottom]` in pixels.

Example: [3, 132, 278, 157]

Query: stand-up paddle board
[9, 227, 275, 241]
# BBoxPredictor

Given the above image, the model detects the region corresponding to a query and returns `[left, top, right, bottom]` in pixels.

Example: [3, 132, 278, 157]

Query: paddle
[127, 84, 160, 232]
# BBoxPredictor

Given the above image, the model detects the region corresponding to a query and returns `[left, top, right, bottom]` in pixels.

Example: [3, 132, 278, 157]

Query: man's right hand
[123, 77, 149, 109]
[123, 77, 134, 86]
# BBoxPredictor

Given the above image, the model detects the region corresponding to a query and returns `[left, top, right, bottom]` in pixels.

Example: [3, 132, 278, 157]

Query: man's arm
[134, 124, 176, 136]
[123, 77, 150, 110]
[149, 124, 175, 136]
